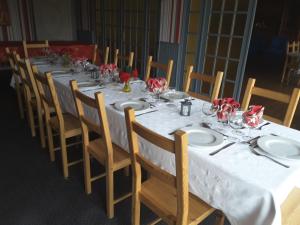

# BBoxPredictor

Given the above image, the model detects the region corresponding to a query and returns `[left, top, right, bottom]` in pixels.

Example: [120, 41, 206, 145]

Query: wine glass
[202, 102, 218, 125]
[242, 113, 260, 139]
[228, 110, 245, 136]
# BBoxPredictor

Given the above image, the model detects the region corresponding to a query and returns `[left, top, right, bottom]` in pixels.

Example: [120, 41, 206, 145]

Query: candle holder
[180, 99, 192, 116]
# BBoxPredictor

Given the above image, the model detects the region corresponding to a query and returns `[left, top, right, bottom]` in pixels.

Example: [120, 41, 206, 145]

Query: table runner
[37, 64, 300, 225]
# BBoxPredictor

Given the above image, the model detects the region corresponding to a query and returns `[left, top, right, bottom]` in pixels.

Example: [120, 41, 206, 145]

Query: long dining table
[34, 61, 300, 225]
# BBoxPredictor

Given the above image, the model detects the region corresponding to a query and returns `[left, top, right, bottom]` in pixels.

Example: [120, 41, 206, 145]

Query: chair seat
[87, 138, 130, 171]
[140, 177, 215, 225]
[281, 188, 300, 225]
[50, 113, 81, 138]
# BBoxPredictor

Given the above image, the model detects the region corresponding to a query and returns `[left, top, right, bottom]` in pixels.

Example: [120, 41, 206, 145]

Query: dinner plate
[181, 127, 224, 147]
[78, 81, 99, 88]
[257, 136, 300, 161]
[114, 100, 150, 112]
[51, 70, 71, 75]
[160, 91, 189, 100]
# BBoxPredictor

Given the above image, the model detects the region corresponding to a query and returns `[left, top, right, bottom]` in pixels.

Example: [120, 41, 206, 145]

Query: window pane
[223, 81, 234, 97]
[227, 60, 238, 80]
[234, 14, 247, 36]
[204, 57, 214, 74]
[215, 59, 226, 74]
[221, 13, 233, 34]
[225, 0, 236, 11]
[213, 0, 223, 10]
[238, 0, 249, 11]
[190, 0, 202, 11]
[207, 36, 217, 55]
[210, 13, 220, 34]
[187, 35, 198, 53]
[218, 37, 229, 57]
[230, 38, 242, 59]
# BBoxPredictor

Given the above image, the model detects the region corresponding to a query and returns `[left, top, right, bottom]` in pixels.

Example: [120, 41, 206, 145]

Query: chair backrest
[33, 69, 65, 132]
[17, 57, 40, 103]
[124, 107, 189, 224]
[92, 44, 98, 64]
[287, 41, 300, 54]
[70, 80, 114, 164]
[23, 40, 49, 58]
[241, 78, 300, 127]
[144, 56, 174, 85]
[113, 49, 134, 68]
[183, 65, 224, 102]
[103, 46, 109, 65]
[5, 47, 15, 69]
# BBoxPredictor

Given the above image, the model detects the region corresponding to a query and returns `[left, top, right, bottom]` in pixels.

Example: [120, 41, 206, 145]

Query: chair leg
[106, 168, 114, 219]
[84, 150, 92, 194]
[60, 135, 69, 179]
[46, 123, 55, 162]
[281, 57, 288, 83]
[37, 109, 46, 148]
[27, 101, 36, 137]
[16, 85, 25, 119]
[132, 190, 141, 225]
[213, 211, 225, 225]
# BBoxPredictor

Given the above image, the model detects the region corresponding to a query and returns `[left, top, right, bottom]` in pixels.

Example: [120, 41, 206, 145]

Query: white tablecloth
[37, 64, 300, 225]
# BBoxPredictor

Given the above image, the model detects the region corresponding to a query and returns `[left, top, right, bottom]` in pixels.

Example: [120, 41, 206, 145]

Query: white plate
[51, 70, 71, 75]
[114, 100, 150, 112]
[257, 136, 300, 161]
[161, 91, 189, 100]
[181, 127, 224, 147]
[78, 81, 99, 88]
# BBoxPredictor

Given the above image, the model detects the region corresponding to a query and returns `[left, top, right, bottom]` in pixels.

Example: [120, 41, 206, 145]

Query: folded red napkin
[147, 77, 168, 92]
[243, 105, 264, 127]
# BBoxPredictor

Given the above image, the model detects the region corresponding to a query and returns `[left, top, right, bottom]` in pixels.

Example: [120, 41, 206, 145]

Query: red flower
[132, 69, 138, 78]
[119, 72, 131, 83]
[146, 78, 168, 92]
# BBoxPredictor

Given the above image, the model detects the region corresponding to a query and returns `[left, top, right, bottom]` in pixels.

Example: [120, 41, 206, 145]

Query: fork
[249, 143, 290, 168]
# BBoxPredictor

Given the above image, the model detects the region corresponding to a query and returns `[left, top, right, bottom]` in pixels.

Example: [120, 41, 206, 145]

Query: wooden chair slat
[74, 89, 98, 109]
[252, 87, 290, 103]
[132, 122, 175, 153]
[80, 115, 101, 134]
[23, 40, 49, 58]
[184, 65, 224, 102]
[113, 48, 134, 67]
[144, 56, 174, 84]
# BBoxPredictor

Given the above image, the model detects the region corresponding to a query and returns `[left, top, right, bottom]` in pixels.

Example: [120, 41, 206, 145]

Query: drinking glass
[228, 110, 245, 136]
[202, 102, 218, 125]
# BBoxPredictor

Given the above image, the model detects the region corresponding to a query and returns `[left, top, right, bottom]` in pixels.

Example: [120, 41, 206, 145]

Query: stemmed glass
[202, 102, 218, 125]
[242, 114, 260, 139]
[228, 110, 245, 136]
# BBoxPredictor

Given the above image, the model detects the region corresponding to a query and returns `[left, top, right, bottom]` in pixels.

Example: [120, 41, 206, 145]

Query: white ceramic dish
[114, 100, 150, 112]
[181, 127, 224, 147]
[161, 91, 189, 100]
[257, 136, 300, 161]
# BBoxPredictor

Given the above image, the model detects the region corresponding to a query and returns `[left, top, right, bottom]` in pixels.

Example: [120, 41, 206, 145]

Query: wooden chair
[92, 44, 98, 64]
[281, 41, 300, 84]
[241, 78, 300, 127]
[183, 65, 224, 102]
[33, 71, 82, 178]
[113, 49, 134, 68]
[124, 107, 225, 225]
[144, 56, 174, 84]
[22, 40, 49, 58]
[70, 80, 131, 218]
[16, 56, 46, 148]
[281, 187, 300, 225]
[6, 48, 25, 119]
[103, 46, 109, 65]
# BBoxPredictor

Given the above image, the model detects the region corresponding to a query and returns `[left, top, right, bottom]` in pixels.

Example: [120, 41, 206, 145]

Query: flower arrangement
[242, 105, 264, 127]
[119, 68, 139, 83]
[146, 77, 168, 93]
[99, 64, 118, 76]
[213, 97, 240, 122]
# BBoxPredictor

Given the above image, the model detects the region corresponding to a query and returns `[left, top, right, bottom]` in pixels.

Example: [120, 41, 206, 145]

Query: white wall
[32, 0, 75, 41]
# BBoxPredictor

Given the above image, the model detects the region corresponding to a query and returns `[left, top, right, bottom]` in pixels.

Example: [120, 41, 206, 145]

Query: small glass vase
[123, 81, 131, 92]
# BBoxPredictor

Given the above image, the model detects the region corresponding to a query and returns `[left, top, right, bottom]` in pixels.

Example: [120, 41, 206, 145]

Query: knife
[209, 142, 235, 156]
